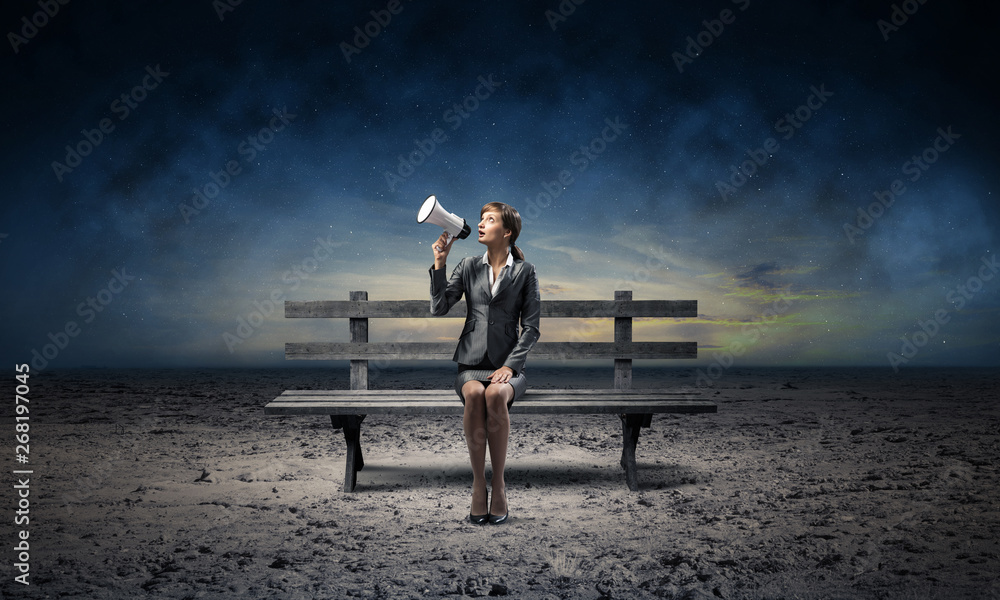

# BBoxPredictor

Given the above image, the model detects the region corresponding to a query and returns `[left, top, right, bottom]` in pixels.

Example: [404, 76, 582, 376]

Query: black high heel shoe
[469, 486, 489, 524]
[488, 491, 509, 524]
[487, 511, 508, 525]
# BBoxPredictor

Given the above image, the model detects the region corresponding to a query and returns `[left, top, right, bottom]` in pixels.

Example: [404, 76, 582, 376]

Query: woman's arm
[501, 263, 541, 374]
[432, 230, 454, 271]
[429, 231, 466, 316]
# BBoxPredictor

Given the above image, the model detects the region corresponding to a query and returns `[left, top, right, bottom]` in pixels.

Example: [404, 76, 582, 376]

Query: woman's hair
[481, 202, 524, 260]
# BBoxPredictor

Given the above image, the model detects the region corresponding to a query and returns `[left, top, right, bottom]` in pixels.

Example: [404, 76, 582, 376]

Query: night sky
[2, 0, 998, 373]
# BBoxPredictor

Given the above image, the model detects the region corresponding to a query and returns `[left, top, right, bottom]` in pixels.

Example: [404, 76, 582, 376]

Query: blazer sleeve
[502, 262, 541, 374]
[429, 257, 468, 316]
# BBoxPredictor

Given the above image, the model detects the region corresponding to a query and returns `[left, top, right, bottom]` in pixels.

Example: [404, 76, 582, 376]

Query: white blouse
[481, 247, 513, 296]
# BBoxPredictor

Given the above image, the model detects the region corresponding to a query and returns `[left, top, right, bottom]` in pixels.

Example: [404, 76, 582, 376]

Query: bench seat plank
[265, 390, 716, 416]
[265, 400, 716, 416]
[279, 389, 699, 397]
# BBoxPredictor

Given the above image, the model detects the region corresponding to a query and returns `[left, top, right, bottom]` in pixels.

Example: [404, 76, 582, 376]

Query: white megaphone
[417, 195, 471, 245]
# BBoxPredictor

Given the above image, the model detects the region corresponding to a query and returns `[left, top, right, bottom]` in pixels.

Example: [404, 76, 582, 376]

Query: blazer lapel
[472, 258, 492, 303]
[490, 260, 522, 303]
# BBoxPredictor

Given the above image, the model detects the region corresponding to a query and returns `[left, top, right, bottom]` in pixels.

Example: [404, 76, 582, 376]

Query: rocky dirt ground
[3, 367, 998, 599]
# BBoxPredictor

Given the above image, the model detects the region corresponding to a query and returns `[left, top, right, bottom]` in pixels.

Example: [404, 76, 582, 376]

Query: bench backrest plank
[285, 299, 697, 319]
[284, 290, 697, 391]
[285, 341, 697, 360]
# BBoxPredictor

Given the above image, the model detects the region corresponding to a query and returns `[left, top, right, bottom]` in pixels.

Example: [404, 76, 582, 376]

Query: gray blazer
[430, 256, 541, 374]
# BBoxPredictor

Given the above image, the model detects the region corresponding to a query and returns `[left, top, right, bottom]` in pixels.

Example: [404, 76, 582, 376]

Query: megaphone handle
[444, 232, 455, 245]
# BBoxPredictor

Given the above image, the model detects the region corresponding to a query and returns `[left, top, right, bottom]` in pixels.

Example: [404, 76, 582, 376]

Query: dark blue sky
[2, 0, 998, 372]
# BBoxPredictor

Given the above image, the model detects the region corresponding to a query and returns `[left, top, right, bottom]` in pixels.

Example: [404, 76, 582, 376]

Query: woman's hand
[432, 231, 456, 270]
[489, 366, 514, 385]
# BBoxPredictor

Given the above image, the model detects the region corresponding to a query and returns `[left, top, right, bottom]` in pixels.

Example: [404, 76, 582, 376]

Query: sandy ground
[2, 366, 998, 599]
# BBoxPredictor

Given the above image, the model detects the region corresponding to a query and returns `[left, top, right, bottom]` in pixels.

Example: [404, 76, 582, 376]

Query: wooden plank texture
[614, 290, 632, 391]
[285, 341, 697, 360]
[279, 389, 700, 397]
[285, 299, 697, 319]
[349, 291, 368, 390]
[265, 389, 715, 416]
[265, 398, 716, 416]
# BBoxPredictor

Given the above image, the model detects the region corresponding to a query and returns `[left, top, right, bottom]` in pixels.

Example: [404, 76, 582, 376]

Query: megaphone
[417, 195, 471, 245]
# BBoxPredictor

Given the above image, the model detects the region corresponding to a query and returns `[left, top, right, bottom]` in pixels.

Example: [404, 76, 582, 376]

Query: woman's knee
[484, 384, 512, 414]
[462, 380, 485, 399]
[462, 381, 486, 413]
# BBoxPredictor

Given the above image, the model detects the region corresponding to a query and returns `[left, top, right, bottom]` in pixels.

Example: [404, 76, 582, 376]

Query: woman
[430, 202, 541, 524]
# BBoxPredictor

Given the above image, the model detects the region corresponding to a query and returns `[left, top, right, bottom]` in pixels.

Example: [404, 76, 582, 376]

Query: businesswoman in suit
[430, 202, 541, 524]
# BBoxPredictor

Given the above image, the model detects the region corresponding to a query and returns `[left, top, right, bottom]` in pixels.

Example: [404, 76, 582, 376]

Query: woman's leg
[461, 380, 488, 516]
[484, 383, 513, 516]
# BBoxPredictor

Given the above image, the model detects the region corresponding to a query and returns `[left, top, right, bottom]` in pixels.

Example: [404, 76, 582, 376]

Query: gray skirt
[454, 358, 527, 407]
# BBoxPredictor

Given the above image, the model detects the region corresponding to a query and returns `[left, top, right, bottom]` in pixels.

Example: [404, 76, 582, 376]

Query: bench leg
[620, 414, 652, 491]
[331, 415, 366, 492]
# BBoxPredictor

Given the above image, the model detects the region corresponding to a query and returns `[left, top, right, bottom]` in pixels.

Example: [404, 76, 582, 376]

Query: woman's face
[478, 210, 509, 246]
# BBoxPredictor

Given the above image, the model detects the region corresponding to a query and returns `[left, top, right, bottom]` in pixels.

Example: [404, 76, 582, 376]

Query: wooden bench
[264, 290, 715, 492]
